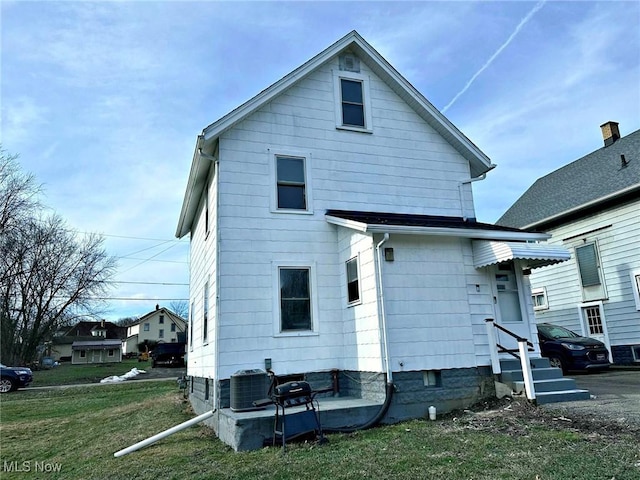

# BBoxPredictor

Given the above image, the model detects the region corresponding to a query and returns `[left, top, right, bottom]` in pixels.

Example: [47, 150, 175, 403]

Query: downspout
[458, 167, 494, 221]
[199, 148, 222, 417]
[375, 233, 392, 383]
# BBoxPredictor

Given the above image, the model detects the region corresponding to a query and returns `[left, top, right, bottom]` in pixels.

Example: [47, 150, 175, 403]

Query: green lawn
[32, 359, 150, 386]
[1, 381, 638, 479]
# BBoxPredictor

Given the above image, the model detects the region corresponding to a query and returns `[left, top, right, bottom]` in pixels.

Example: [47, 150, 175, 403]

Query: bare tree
[169, 300, 189, 319]
[0, 151, 117, 365]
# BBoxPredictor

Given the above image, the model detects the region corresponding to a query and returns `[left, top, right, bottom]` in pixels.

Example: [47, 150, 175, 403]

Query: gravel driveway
[541, 369, 640, 428]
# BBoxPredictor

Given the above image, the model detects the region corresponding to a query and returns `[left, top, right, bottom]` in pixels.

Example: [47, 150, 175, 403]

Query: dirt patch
[442, 396, 640, 442]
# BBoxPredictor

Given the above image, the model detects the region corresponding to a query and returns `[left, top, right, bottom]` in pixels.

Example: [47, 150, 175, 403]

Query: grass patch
[1, 383, 639, 480]
[32, 359, 149, 386]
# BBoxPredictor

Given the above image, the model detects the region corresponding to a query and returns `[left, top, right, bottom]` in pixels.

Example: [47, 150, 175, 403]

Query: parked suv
[536, 323, 610, 372]
[0, 363, 33, 393]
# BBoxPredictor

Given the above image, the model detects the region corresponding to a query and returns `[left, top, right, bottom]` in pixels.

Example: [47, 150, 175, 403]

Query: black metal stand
[273, 396, 323, 449]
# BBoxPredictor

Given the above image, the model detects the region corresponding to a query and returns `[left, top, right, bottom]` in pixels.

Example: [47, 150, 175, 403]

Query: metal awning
[472, 240, 571, 269]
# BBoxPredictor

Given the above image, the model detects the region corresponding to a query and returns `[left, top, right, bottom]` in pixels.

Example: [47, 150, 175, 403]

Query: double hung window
[279, 267, 312, 331]
[276, 156, 306, 210]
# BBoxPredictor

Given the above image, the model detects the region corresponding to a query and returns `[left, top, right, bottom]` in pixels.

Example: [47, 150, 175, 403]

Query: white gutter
[458, 169, 493, 221]
[375, 233, 392, 383]
[114, 410, 216, 457]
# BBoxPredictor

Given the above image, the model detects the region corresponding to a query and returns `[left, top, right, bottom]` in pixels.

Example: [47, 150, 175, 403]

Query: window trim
[630, 269, 640, 311]
[346, 255, 362, 306]
[575, 242, 602, 287]
[269, 148, 313, 214]
[333, 70, 373, 133]
[272, 261, 319, 337]
[531, 287, 548, 311]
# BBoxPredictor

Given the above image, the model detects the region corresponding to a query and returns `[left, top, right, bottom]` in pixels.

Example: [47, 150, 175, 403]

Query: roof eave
[522, 183, 640, 230]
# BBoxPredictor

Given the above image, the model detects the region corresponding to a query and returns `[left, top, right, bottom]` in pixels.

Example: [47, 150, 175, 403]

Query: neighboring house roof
[71, 340, 122, 350]
[63, 321, 126, 340]
[133, 306, 187, 330]
[325, 210, 550, 241]
[176, 30, 496, 238]
[498, 128, 640, 230]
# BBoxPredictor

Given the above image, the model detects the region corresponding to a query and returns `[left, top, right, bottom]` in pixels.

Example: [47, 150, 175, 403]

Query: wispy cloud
[442, 0, 547, 113]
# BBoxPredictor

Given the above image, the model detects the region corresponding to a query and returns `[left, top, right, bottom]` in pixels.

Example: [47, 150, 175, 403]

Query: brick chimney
[600, 121, 620, 147]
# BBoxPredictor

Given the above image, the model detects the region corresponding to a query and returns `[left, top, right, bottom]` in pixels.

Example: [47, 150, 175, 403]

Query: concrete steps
[499, 358, 591, 405]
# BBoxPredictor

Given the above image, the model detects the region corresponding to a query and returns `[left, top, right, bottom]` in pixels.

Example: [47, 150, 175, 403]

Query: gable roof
[134, 306, 186, 330]
[176, 30, 495, 238]
[498, 128, 640, 230]
[63, 321, 126, 339]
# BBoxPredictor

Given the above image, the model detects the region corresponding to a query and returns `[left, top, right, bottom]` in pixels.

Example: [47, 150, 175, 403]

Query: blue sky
[2, 1, 639, 321]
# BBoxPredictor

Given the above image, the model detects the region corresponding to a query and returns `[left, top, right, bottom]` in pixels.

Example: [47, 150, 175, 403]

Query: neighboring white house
[123, 306, 187, 355]
[175, 31, 571, 429]
[71, 339, 122, 365]
[498, 122, 640, 365]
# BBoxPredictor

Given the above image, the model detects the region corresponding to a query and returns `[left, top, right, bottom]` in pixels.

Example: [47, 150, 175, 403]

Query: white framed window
[171, 323, 176, 332]
[346, 256, 361, 305]
[333, 71, 373, 133]
[531, 287, 548, 311]
[108, 349, 115, 357]
[203, 282, 209, 344]
[143, 323, 150, 332]
[189, 301, 194, 351]
[159, 329, 164, 339]
[273, 261, 319, 336]
[159, 315, 164, 324]
[269, 149, 313, 214]
[630, 269, 640, 310]
[575, 242, 602, 287]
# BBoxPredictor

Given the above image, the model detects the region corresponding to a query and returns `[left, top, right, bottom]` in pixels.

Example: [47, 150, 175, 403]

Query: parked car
[0, 363, 34, 393]
[536, 323, 610, 372]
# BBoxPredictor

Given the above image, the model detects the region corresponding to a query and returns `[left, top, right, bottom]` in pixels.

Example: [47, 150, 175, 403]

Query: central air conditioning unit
[230, 369, 269, 412]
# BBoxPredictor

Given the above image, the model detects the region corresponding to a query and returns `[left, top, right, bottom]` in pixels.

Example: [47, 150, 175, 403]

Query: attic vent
[339, 54, 360, 73]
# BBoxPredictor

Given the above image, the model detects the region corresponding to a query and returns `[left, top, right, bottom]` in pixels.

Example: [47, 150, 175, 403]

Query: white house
[498, 122, 640, 365]
[123, 306, 187, 355]
[175, 31, 573, 441]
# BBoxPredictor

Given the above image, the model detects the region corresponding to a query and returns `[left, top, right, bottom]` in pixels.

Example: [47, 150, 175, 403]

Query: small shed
[71, 339, 123, 364]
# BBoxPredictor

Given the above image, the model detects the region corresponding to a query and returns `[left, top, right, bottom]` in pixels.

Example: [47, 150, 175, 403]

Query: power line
[104, 281, 189, 286]
[95, 297, 189, 301]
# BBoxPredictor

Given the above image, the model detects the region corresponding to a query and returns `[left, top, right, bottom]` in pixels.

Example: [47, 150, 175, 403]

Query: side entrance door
[490, 262, 533, 348]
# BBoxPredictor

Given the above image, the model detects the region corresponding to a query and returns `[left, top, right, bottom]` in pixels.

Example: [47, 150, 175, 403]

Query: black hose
[322, 382, 395, 433]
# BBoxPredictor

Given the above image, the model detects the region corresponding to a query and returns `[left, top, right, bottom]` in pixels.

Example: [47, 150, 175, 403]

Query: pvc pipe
[375, 233, 391, 383]
[114, 410, 215, 457]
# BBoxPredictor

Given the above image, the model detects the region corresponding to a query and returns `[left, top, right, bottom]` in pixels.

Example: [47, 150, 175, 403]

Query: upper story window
[277, 156, 306, 210]
[170, 323, 176, 332]
[333, 71, 372, 133]
[346, 256, 361, 305]
[143, 323, 150, 332]
[575, 243, 601, 287]
[341, 79, 364, 127]
[159, 315, 164, 324]
[270, 149, 313, 214]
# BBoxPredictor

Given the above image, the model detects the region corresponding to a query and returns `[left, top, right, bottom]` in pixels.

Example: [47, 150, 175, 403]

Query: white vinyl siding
[529, 199, 640, 348]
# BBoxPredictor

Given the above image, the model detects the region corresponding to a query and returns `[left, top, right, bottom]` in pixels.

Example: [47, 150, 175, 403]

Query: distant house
[498, 122, 640, 365]
[122, 306, 187, 355]
[51, 320, 126, 362]
[71, 339, 123, 365]
[175, 28, 575, 447]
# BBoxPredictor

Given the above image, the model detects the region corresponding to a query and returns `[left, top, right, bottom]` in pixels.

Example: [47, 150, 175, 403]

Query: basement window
[423, 370, 442, 387]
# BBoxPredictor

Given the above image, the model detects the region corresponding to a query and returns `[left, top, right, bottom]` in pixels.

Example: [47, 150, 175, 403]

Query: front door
[490, 263, 531, 345]
[92, 350, 102, 363]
